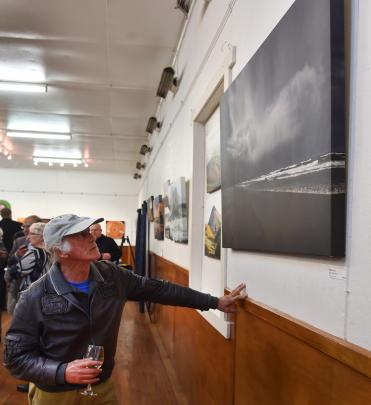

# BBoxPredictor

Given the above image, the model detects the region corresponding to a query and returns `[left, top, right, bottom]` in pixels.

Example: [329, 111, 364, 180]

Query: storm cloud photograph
[220, 0, 345, 257]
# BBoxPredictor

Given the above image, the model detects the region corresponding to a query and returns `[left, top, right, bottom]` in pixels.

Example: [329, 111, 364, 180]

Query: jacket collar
[48, 261, 104, 296]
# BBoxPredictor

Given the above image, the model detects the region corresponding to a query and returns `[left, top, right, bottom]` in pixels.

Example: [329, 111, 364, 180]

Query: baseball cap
[43, 214, 104, 249]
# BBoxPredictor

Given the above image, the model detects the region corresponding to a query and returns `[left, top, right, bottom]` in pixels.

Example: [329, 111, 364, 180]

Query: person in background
[0, 228, 8, 310]
[90, 223, 121, 262]
[8, 215, 42, 267]
[5, 222, 51, 314]
[0, 208, 23, 253]
[4, 214, 246, 405]
[5, 221, 51, 394]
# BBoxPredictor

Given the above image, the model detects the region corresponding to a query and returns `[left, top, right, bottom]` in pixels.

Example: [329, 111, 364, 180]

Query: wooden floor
[0, 303, 185, 405]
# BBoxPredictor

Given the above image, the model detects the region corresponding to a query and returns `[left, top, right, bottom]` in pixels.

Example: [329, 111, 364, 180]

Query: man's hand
[217, 283, 247, 313]
[16, 245, 28, 258]
[65, 359, 103, 385]
[102, 253, 112, 260]
[0, 250, 7, 259]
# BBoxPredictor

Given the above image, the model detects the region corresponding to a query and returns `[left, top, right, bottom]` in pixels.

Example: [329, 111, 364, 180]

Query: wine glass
[80, 345, 104, 397]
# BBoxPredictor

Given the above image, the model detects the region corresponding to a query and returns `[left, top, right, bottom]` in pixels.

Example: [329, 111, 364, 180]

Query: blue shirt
[68, 279, 89, 294]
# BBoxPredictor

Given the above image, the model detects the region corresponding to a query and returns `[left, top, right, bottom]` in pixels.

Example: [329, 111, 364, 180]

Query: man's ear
[53, 246, 68, 259]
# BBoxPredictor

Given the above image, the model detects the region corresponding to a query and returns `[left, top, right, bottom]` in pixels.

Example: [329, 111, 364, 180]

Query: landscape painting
[206, 124, 221, 193]
[168, 177, 188, 243]
[204, 206, 221, 259]
[153, 195, 164, 240]
[220, 0, 345, 257]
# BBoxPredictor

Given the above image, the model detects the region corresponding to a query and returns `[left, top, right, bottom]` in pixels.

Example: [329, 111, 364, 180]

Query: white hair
[30, 222, 46, 235]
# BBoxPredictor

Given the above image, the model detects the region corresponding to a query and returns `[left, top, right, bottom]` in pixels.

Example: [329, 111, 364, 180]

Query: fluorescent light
[7, 131, 71, 140]
[33, 157, 82, 165]
[0, 81, 47, 93]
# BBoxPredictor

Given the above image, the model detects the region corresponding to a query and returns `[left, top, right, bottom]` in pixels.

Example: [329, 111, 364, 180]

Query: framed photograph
[147, 196, 154, 222]
[106, 220, 125, 239]
[168, 177, 188, 243]
[220, 0, 345, 256]
[206, 126, 221, 193]
[204, 206, 221, 259]
[153, 195, 164, 240]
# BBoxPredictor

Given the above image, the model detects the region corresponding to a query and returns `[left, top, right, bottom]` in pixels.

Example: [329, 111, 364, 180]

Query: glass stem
[87, 383, 92, 393]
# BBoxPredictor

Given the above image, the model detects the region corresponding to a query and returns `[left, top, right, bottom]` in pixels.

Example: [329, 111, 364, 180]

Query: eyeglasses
[29, 232, 42, 236]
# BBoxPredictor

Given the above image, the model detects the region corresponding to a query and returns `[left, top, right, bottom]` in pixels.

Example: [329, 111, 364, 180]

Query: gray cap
[43, 214, 104, 249]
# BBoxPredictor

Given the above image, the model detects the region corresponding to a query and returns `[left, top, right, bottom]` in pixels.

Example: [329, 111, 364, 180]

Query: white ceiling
[0, 0, 185, 173]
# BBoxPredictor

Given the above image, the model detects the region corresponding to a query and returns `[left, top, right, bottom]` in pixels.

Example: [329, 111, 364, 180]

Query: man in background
[90, 223, 121, 262]
[0, 208, 22, 252]
[8, 215, 42, 267]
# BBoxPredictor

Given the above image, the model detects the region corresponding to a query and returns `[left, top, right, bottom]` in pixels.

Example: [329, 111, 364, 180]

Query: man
[4, 214, 246, 404]
[0, 208, 22, 252]
[90, 222, 121, 262]
[8, 215, 42, 267]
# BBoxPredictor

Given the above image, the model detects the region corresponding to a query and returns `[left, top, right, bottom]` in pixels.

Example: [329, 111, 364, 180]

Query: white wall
[140, 0, 371, 349]
[0, 168, 139, 242]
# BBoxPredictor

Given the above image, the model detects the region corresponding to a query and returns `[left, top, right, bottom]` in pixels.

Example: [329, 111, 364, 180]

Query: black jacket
[95, 234, 121, 262]
[4, 261, 219, 392]
[0, 218, 23, 252]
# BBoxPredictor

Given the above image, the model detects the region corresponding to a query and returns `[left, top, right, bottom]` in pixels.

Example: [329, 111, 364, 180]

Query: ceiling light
[156, 67, 178, 98]
[146, 117, 162, 134]
[139, 145, 152, 155]
[7, 155, 12, 160]
[0, 81, 47, 93]
[33, 157, 83, 165]
[84, 162, 89, 168]
[7, 130, 71, 140]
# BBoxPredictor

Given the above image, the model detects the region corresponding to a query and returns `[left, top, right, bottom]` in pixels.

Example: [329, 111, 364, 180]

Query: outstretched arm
[217, 283, 247, 313]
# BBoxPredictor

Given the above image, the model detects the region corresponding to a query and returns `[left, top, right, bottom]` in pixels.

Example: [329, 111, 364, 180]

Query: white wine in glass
[80, 345, 104, 397]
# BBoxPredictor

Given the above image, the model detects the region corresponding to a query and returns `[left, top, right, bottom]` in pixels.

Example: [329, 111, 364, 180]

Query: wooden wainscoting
[151, 254, 235, 405]
[150, 253, 371, 405]
[234, 299, 371, 405]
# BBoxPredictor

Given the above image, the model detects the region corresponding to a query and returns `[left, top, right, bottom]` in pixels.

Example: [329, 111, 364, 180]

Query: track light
[133, 173, 142, 180]
[139, 145, 152, 156]
[136, 162, 146, 170]
[146, 117, 162, 134]
[176, 0, 192, 15]
[156, 67, 178, 98]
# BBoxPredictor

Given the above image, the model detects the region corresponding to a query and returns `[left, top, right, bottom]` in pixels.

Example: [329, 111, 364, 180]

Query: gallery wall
[140, 0, 371, 350]
[0, 167, 139, 241]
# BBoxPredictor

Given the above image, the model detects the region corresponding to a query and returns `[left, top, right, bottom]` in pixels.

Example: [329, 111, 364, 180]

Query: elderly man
[89, 222, 121, 262]
[4, 214, 246, 405]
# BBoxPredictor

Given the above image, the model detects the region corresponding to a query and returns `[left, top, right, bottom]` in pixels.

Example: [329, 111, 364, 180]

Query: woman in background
[5, 222, 51, 314]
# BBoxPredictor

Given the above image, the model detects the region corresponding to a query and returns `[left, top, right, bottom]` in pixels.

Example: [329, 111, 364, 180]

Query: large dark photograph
[220, 0, 345, 257]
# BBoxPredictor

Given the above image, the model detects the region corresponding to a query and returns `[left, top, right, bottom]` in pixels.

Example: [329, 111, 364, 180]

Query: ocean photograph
[220, 0, 345, 256]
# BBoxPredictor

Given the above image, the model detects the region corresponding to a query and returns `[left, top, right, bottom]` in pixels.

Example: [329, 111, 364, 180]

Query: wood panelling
[234, 299, 371, 405]
[151, 254, 235, 405]
[151, 253, 371, 405]
[121, 245, 135, 268]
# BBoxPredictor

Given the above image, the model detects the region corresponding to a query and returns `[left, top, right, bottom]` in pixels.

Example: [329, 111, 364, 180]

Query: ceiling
[0, 0, 185, 173]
